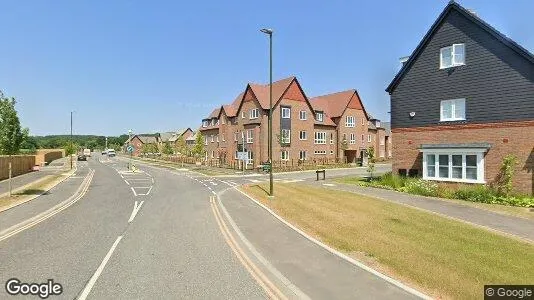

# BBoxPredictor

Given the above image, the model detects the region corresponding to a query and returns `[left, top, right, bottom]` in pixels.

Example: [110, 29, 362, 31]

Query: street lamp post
[260, 28, 274, 197]
[70, 111, 73, 169]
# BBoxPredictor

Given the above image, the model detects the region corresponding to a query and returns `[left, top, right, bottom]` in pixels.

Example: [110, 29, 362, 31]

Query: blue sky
[1, 0, 533, 136]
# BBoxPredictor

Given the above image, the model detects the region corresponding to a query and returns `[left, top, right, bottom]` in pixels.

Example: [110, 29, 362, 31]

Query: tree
[191, 132, 205, 159]
[162, 142, 174, 155]
[64, 142, 78, 156]
[367, 146, 376, 178]
[174, 135, 188, 156]
[0, 91, 26, 155]
[276, 130, 290, 148]
[141, 143, 158, 156]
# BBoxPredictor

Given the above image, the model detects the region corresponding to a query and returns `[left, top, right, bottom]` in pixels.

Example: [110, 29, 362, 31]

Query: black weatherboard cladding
[390, 9, 534, 129]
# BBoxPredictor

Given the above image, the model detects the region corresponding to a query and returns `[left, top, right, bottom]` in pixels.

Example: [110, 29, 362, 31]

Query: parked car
[107, 149, 116, 157]
[77, 154, 87, 161]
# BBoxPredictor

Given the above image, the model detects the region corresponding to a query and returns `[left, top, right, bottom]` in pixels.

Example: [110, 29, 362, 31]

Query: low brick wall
[0, 155, 36, 180]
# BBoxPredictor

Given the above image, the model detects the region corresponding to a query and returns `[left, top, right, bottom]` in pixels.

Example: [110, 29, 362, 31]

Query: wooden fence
[0, 155, 36, 181]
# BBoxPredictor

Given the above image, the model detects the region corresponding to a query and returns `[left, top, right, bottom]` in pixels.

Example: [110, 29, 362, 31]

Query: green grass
[242, 183, 534, 300]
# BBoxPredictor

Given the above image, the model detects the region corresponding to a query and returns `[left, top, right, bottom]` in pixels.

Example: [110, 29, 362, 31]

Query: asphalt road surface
[0, 153, 422, 299]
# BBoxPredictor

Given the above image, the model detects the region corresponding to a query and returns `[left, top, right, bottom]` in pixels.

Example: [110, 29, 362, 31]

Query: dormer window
[215, 119, 219, 125]
[202, 120, 208, 127]
[210, 119, 215, 126]
[440, 44, 465, 69]
[316, 112, 323, 122]
[376, 121, 381, 128]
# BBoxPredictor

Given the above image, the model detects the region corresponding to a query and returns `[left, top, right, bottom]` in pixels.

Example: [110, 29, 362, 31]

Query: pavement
[309, 181, 534, 242]
[0, 153, 428, 299]
[0, 156, 71, 196]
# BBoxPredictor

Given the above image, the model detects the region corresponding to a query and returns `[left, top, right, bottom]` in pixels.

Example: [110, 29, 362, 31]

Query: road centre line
[78, 235, 123, 300]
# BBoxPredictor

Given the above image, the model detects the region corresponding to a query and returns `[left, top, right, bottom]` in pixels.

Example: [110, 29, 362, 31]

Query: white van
[107, 149, 116, 157]
[83, 149, 91, 157]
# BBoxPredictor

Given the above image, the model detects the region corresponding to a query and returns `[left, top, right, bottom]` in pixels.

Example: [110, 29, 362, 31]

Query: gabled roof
[310, 89, 370, 120]
[186, 131, 197, 141]
[386, 1, 534, 93]
[137, 135, 158, 144]
[221, 92, 244, 117]
[168, 128, 191, 142]
[159, 132, 175, 142]
[208, 107, 221, 119]
[247, 76, 296, 110]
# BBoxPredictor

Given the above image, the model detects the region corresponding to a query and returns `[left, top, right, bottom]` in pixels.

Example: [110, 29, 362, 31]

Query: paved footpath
[0, 157, 71, 196]
[310, 181, 534, 242]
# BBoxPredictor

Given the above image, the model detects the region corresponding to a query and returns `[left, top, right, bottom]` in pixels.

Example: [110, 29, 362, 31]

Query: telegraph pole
[70, 111, 73, 169]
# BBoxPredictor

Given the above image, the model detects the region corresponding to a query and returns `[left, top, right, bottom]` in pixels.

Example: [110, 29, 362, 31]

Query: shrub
[398, 179, 438, 197]
[376, 172, 407, 189]
[492, 154, 518, 196]
[452, 185, 497, 203]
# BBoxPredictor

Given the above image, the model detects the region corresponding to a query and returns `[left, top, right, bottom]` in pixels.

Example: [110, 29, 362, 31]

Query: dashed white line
[78, 235, 123, 300]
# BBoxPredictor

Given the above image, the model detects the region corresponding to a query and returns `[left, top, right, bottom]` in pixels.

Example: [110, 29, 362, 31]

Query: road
[0, 153, 421, 299]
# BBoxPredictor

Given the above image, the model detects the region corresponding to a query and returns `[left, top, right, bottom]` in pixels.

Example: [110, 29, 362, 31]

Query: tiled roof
[186, 131, 197, 141]
[159, 132, 175, 142]
[310, 90, 357, 118]
[222, 92, 244, 117]
[137, 135, 158, 144]
[248, 76, 295, 110]
[208, 107, 221, 119]
[168, 128, 190, 142]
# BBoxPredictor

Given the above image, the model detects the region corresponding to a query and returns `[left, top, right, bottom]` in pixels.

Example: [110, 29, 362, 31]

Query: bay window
[422, 146, 487, 183]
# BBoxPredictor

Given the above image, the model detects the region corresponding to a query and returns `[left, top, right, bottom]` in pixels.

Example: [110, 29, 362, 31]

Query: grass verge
[0, 174, 64, 211]
[241, 183, 534, 300]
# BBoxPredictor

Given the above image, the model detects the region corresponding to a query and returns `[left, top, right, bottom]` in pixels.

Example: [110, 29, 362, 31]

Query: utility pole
[8, 160, 12, 197]
[70, 111, 73, 169]
[128, 129, 133, 170]
[242, 131, 246, 176]
[260, 28, 274, 197]
[105, 137, 108, 150]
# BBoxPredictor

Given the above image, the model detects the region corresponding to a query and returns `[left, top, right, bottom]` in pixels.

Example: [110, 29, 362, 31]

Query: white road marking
[124, 180, 130, 185]
[211, 191, 216, 195]
[210, 181, 218, 186]
[247, 179, 261, 183]
[78, 236, 123, 300]
[128, 201, 145, 222]
[323, 183, 336, 186]
[136, 186, 153, 196]
[130, 187, 138, 196]
[151, 177, 154, 184]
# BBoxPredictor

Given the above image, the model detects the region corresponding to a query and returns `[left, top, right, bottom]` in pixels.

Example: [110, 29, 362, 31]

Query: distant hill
[30, 134, 129, 150]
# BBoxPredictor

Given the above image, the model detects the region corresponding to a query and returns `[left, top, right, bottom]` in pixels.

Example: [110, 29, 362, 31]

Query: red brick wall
[392, 121, 534, 195]
[338, 108, 368, 158]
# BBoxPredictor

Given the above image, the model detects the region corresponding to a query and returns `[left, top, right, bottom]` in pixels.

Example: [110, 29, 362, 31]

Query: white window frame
[314, 150, 327, 155]
[368, 135, 372, 143]
[281, 150, 289, 161]
[204, 136, 208, 145]
[440, 44, 465, 69]
[210, 119, 215, 126]
[330, 150, 334, 155]
[281, 129, 291, 144]
[350, 133, 355, 144]
[316, 112, 323, 122]
[241, 111, 246, 119]
[222, 133, 225, 142]
[299, 130, 307, 140]
[281, 107, 291, 119]
[202, 120, 208, 128]
[246, 129, 254, 144]
[234, 132, 238, 142]
[211, 135, 214, 143]
[299, 150, 306, 160]
[299, 110, 307, 120]
[345, 116, 355, 127]
[216, 135, 219, 142]
[376, 121, 380, 128]
[421, 149, 485, 184]
[330, 133, 334, 144]
[314, 132, 326, 144]
[440, 98, 466, 121]
[250, 108, 259, 119]
[215, 119, 219, 126]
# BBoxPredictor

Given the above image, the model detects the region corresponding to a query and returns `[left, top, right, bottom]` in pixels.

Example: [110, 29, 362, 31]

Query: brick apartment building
[386, 2, 534, 195]
[199, 76, 390, 166]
